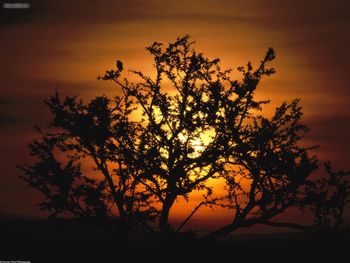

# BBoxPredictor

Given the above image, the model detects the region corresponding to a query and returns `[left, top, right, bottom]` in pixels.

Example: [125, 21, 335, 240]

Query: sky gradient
[1, 0, 349, 226]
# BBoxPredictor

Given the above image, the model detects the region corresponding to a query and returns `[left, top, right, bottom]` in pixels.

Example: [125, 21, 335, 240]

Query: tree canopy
[19, 35, 350, 241]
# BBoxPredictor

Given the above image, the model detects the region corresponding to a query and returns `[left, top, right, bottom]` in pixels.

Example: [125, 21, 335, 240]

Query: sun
[176, 129, 214, 158]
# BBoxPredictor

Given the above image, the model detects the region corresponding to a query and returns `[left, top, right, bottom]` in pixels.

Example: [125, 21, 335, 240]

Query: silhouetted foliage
[19, 35, 350, 241]
[301, 163, 350, 237]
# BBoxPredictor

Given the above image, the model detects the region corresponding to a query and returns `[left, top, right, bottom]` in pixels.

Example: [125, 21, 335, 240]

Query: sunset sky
[1, 0, 349, 227]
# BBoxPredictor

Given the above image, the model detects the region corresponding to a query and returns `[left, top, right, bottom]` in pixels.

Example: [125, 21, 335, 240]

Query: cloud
[0, 97, 19, 128]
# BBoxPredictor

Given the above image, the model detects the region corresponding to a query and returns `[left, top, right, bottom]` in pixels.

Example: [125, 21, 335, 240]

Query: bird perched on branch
[116, 60, 123, 71]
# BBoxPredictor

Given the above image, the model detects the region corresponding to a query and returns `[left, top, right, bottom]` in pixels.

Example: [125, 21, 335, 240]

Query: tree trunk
[159, 195, 176, 236]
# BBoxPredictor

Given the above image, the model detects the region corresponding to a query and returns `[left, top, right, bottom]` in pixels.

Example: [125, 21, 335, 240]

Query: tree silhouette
[19, 35, 349, 241]
[262, 162, 350, 239]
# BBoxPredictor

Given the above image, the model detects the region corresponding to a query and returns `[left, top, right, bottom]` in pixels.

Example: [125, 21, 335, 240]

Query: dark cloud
[1, 0, 186, 27]
[0, 97, 14, 105]
[0, 97, 18, 128]
[0, 113, 18, 126]
[304, 113, 350, 168]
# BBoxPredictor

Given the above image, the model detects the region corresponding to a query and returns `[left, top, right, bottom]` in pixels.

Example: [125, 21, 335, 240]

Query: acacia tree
[19, 35, 349, 240]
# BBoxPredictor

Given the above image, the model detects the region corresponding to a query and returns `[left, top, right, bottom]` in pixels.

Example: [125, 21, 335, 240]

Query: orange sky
[1, 0, 349, 227]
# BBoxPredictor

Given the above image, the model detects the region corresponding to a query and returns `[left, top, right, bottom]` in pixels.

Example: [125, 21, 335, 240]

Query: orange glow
[1, 1, 349, 226]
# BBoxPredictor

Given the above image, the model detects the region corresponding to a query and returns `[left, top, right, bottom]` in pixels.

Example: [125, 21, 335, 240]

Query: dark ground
[1, 218, 349, 263]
